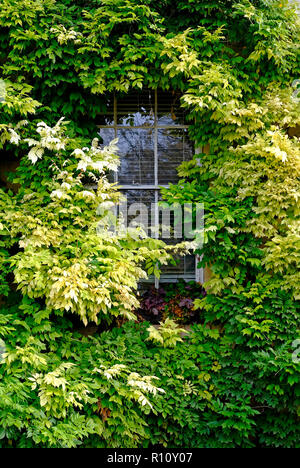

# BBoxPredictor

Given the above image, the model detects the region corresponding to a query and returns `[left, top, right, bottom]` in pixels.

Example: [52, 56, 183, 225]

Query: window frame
[97, 90, 204, 286]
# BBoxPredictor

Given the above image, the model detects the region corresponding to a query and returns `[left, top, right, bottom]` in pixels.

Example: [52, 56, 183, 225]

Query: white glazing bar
[119, 185, 169, 190]
[114, 94, 118, 184]
[154, 90, 158, 187]
[97, 125, 189, 129]
[154, 91, 160, 289]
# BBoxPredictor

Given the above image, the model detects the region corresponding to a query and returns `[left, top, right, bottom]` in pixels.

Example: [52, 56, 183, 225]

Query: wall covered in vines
[0, 0, 299, 447]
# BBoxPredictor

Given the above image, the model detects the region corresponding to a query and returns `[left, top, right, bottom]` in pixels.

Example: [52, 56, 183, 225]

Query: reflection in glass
[158, 128, 193, 184]
[117, 128, 155, 185]
[117, 90, 155, 127]
[99, 127, 116, 146]
[120, 190, 155, 235]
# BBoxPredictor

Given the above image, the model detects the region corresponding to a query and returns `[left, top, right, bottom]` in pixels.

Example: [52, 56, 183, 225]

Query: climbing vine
[0, 0, 299, 448]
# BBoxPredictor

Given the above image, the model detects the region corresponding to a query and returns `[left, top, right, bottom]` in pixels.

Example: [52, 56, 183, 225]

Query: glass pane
[161, 258, 185, 276]
[184, 254, 196, 274]
[157, 193, 182, 241]
[99, 128, 117, 183]
[157, 194, 194, 277]
[117, 128, 155, 185]
[117, 90, 155, 127]
[119, 189, 155, 235]
[160, 260, 195, 278]
[157, 90, 187, 126]
[158, 128, 193, 184]
[99, 127, 116, 146]
[160, 237, 186, 276]
[160, 242, 195, 278]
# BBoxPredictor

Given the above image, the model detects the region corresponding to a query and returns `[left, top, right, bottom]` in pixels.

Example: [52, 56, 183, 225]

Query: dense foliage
[161, 3, 300, 448]
[1, 297, 299, 448]
[0, 0, 299, 448]
[0, 0, 299, 136]
[138, 281, 206, 324]
[163, 110, 300, 443]
[1, 118, 181, 326]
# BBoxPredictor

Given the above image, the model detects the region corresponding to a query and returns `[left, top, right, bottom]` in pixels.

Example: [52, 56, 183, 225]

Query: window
[98, 89, 203, 285]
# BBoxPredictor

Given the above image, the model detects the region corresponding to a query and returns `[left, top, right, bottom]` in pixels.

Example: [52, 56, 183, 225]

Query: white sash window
[98, 89, 203, 284]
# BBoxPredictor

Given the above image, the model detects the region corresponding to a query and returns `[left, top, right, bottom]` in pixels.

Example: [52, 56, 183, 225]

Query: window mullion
[114, 94, 118, 184]
[154, 90, 160, 288]
[154, 90, 158, 188]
